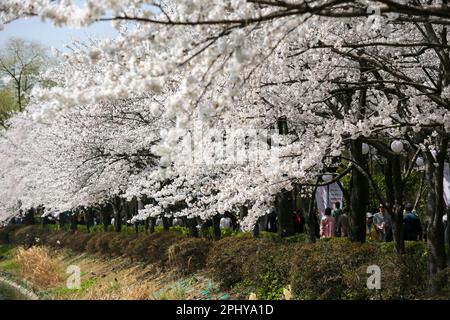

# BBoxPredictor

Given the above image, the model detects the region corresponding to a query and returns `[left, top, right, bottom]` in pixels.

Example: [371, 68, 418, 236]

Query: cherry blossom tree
[2, 0, 450, 293]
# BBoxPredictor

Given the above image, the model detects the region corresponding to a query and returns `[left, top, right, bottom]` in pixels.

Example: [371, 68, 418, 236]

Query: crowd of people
[248, 200, 448, 243]
[319, 201, 449, 243]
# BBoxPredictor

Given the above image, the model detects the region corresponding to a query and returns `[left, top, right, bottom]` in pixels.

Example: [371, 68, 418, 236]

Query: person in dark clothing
[403, 203, 422, 241]
[314, 210, 320, 238]
[267, 208, 278, 233]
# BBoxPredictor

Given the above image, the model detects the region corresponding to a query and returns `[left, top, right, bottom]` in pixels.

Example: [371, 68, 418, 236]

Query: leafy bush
[109, 233, 138, 256]
[145, 231, 184, 266]
[86, 234, 101, 253]
[125, 234, 153, 262]
[2, 225, 432, 299]
[125, 231, 183, 265]
[44, 230, 71, 247]
[94, 233, 119, 256]
[289, 238, 428, 300]
[9, 225, 47, 247]
[168, 237, 211, 275]
[206, 237, 267, 288]
[66, 233, 95, 252]
[0, 225, 22, 244]
[241, 242, 294, 299]
[289, 239, 382, 299]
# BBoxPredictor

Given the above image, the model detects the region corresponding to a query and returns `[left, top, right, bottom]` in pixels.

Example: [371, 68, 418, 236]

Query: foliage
[206, 237, 267, 288]
[0, 88, 17, 127]
[168, 237, 211, 275]
[0, 225, 437, 299]
[0, 225, 21, 244]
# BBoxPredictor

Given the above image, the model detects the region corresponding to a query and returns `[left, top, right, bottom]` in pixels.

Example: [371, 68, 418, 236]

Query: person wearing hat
[403, 203, 422, 241]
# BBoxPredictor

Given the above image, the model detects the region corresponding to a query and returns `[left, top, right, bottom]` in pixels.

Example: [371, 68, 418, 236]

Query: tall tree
[0, 38, 49, 113]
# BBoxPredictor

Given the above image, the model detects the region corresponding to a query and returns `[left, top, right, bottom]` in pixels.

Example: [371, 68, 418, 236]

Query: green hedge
[0, 225, 440, 299]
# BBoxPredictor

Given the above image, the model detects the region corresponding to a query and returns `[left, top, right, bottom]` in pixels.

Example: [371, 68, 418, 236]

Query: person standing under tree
[403, 203, 422, 241]
[320, 208, 335, 238]
[374, 204, 393, 241]
[332, 202, 342, 234]
[336, 209, 350, 238]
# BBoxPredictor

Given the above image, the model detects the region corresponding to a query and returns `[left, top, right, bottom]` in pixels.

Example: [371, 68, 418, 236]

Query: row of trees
[1, 0, 450, 293]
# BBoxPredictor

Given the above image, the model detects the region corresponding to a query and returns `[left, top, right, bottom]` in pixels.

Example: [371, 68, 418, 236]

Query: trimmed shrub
[289, 239, 383, 299]
[94, 233, 119, 256]
[168, 238, 211, 275]
[85, 235, 99, 254]
[145, 231, 184, 266]
[109, 233, 138, 256]
[66, 232, 95, 252]
[10, 225, 47, 247]
[0, 225, 22, 244]
[44, 231, 71, 247]
[289, 238, 428, 300]
[125, 231, 184, 265]
[241, 242, 294, 299]
[206, 237, 267, 288]
[125, 234, 153, 262]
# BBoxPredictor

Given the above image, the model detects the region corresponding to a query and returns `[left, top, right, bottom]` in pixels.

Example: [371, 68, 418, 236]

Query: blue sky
[0, 17, 118, 52]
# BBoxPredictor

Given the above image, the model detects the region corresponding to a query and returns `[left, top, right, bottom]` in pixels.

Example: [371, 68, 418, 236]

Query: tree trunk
[162, 216, 170, 231]
[148, 217, 156, 234]
[306, 189, 317, 242]
[86, 208, 94, 233]
[70, 213, 78, 233]
[252, 219, 260, 238]
[187, 218, 199, 237]
[447, 206, 450, 267]
[112, 197, 122, 232]
[23, 208, 35, 225]
[276, 189, 295, 237]
[239, 205, 248, 231]
[101, 205, 110, 232]
[122, 199, 129, 230]
[199, 218, 209, 239]
[212, 214, 221, 240]
[391, 156, 405, 253]
[425, 144, 448, 294]
[349, 139, 369, 242]
[59, 212, 65, 230]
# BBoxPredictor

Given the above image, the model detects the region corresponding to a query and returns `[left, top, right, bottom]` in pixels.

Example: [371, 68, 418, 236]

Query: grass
[2, 235, 232, 300]
[51, 277, 98, 299]
[15, 246, 64, 288]
[151, 284, 187, 300]
[0, 244, 19, 274]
